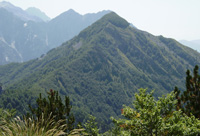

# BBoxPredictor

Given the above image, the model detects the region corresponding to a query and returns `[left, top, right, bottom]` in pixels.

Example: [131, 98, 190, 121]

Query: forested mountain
[0, 1, 110, 65]
[0, 12, 200, 129]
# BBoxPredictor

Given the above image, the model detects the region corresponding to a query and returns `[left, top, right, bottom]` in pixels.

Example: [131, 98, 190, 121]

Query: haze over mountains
[26, 7, 51, 22]
[0, 1, 42, 22]
[0, 1, 110, 65]
[0, 1, 198, 66]
[0, 11, 200, 129]
[179, 39, 200, 52]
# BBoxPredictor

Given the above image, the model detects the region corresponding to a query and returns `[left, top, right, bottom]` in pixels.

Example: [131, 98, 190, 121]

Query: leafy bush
[111, 88, 200, 135]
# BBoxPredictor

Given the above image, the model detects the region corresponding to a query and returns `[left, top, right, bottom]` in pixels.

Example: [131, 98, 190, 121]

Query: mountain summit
[0, 12, 200, 130]
[100, 12, 129, 28]
[26, 7, 51, 22]
[0, 1, 42, 22]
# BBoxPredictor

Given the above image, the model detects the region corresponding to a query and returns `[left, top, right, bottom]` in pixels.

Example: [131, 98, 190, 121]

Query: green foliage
[28, 89, 75, 132]
[175, 65, 200, 119]
[0, 88, 37, 116]
[111, 88, 200, 135]
[84, 115, 99, 136]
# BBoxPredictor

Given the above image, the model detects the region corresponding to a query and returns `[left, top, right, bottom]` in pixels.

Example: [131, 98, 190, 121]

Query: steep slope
[26, 7, 50, 22]
[0, 4, 110, 65]
[0, 37, 22, 64]
[0, 12, 200, 129]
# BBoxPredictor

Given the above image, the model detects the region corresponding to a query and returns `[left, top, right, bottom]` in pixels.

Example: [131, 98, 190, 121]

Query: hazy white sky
[1, 0, 200, 41]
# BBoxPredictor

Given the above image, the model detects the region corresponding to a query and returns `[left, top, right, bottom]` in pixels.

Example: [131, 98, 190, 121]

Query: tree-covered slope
[0, 12, 200, 128]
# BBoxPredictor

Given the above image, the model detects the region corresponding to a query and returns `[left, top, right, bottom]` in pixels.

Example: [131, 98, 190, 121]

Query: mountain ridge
[0, 12, 200, 130]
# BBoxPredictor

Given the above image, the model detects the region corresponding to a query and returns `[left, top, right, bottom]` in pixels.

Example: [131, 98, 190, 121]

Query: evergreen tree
[28, 89, 75, 132]
[174, 65, 200, 118]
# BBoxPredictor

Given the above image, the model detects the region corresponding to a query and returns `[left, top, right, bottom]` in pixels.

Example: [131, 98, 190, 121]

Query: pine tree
[174, 65, 200, 118]
[28, 89, 75, 132]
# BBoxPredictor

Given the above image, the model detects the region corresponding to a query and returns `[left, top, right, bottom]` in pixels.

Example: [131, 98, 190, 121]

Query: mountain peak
[0, 1, 15, 9]
[101, 12, 129, 28]
[52, 9, 81, 21]
[67, 9, 77, 14]
[26, 7, 50, 22]
[62, 9, 80, 16]
[0, 1, 42, 22]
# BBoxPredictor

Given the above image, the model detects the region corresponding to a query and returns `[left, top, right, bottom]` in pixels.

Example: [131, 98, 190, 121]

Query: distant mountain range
[0, 12, 200, 130]
[26, 7, 51, 22]
[179, 40, 200, 52]
[0, 1, 110, 65]
[0, 1, 43, 22]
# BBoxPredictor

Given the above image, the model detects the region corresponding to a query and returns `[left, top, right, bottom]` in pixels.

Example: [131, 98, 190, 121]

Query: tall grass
[0, 113, 67, 136]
